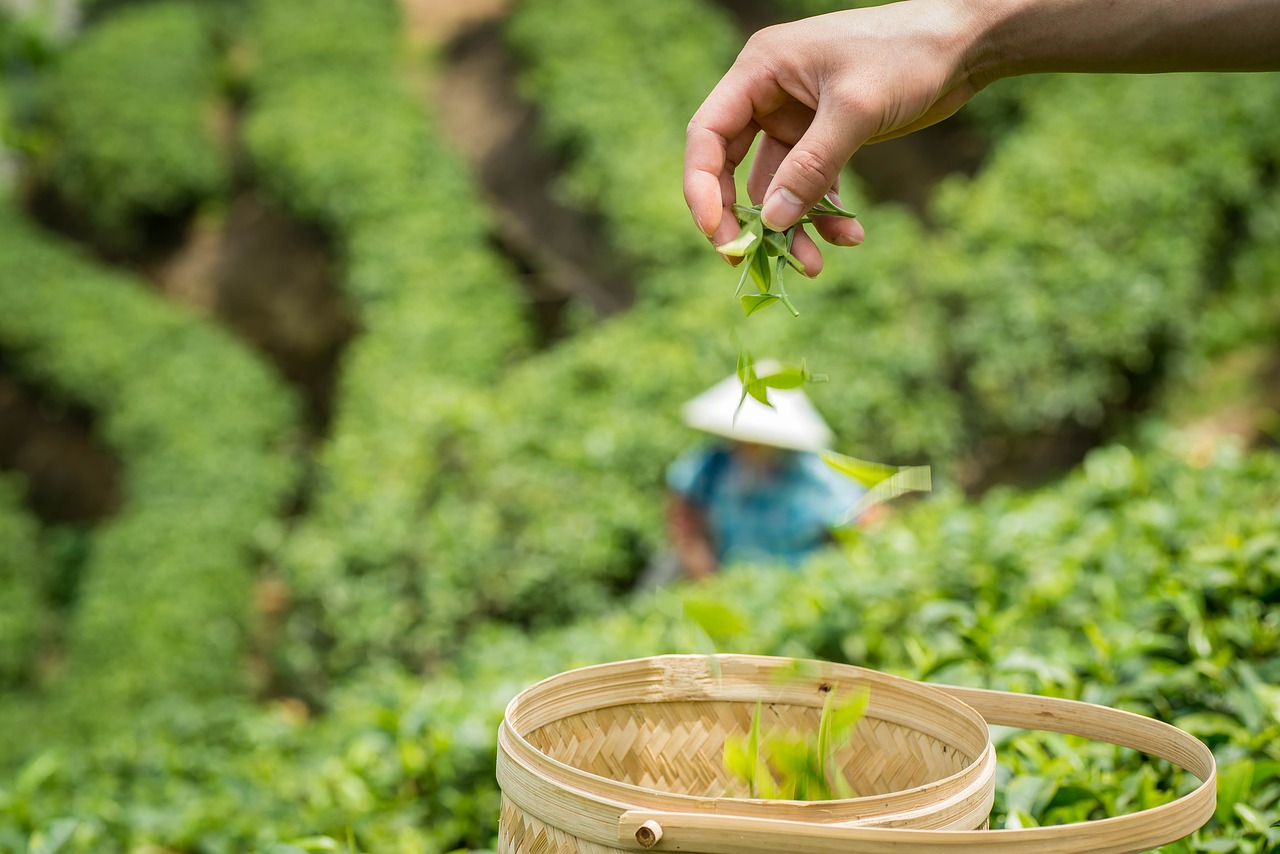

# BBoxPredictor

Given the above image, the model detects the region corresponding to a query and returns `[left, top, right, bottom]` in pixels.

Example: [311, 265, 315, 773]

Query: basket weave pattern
[499, 795, 620, 854]
[498, 655, 1218, 854]
[526, 700, 972, 798]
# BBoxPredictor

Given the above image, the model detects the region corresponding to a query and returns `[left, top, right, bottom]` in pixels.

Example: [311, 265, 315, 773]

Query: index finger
[684, 72, 767, 240]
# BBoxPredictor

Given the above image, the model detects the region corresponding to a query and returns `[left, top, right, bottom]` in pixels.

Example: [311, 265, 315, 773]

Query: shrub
[244, 0, 531, 684]
[0, 475, 44, 687]
[0, 203, 299, 719]
[506, 0, 738, 278]
[2, 433, 1276, 852]
[38, 1, 227, 247]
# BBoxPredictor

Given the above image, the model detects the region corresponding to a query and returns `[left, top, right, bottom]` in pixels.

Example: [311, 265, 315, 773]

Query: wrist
[952, 0, 1037, 90]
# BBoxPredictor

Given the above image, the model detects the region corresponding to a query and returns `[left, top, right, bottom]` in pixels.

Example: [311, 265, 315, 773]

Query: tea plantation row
[0, 1, 1277, 850]
[0, 435, 1275, 852]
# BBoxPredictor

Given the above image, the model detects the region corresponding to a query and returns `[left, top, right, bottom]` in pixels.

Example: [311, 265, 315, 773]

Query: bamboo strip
[498, 655, 1215, 854]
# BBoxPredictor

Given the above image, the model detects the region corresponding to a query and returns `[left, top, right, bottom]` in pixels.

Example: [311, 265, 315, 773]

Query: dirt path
[424, 7, 635, 340]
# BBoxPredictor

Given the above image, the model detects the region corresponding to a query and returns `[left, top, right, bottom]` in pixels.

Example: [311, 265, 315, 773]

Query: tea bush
[1, 434, 1275, 852]
[1, 2, 1279, 851]
[505, 0, 1280, 470]
[243, 0, 531, 685]
[0, 475, 44, 687]
[37, 1, 227, 247]
[506, 0, 738, 279]
[0, 203, 299, 718]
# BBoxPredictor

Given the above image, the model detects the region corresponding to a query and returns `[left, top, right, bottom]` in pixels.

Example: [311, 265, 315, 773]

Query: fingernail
[834, 234, 863, 247]
[692, 210, 707, 236]
[761, 187, 805, 231]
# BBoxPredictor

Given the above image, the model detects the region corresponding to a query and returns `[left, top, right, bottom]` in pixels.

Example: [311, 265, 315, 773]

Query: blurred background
[0, 0, 1278, 851]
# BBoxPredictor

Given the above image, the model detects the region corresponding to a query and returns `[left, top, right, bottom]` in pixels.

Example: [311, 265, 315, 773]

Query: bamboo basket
[496, 654, 1217, 854]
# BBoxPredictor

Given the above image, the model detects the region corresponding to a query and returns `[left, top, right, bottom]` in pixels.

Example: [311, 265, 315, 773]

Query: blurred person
[684, 0, 1280, 271]
[644, 364, 865, 587]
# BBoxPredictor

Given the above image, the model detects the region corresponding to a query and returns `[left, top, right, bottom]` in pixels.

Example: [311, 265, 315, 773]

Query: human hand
[684, 1, 985, 274]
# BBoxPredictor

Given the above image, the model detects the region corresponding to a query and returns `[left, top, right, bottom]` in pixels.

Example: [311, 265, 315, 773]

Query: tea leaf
[740, 293, 780, 316]
[822, 450, 933, 526]
[683, 596, 750, 643]
[717, 221, 762, 257]
[1217, 758, 1255, 826]
[819, 451, 900, 487]
[829, 686, 871, 736]
[748, 245, 772, 293]
[723, 683, 869, 801]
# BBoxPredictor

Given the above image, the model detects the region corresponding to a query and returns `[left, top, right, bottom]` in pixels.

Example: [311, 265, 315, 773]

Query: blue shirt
[666, 444, 864, 568]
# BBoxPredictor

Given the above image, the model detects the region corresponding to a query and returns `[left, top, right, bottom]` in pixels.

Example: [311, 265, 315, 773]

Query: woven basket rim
[501, 653, 995, 812]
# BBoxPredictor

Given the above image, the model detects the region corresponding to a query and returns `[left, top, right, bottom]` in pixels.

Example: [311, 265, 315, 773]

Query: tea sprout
[716, 197, 932, 521]
[717, 192, 859, 319]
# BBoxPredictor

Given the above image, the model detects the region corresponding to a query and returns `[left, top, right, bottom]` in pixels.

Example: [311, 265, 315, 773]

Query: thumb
[760, 106, 868, 231]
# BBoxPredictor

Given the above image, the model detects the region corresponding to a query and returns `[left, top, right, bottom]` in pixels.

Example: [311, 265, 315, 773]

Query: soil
[141, 193, 357, 432]
[0, 367, 122, 525]
[432, 17, 636, 340]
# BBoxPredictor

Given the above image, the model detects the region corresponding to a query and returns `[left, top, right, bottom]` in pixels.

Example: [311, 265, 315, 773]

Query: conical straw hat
[681, 362, 834, 452]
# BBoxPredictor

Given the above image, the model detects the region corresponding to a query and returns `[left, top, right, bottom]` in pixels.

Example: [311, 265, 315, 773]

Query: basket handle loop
[618, 689, 1216, 854]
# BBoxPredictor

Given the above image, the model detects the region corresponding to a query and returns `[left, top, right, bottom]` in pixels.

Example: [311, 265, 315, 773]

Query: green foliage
[38, 1, 227, 246]
[244, 0, 531, 683]
[722, 687, 869, 800]
[0, 204, 299, 718]
[506, 0, 739, 276]
[411, 306, 719, 659]
[929, 74, 1280, 434]
[0, 437, 1276, 851]
[1, 3, 1279, 853]
[0, 475, 45, 687]
[728, 73, 1280, 470]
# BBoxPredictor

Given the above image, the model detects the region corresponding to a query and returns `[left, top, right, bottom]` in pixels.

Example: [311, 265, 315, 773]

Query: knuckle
[786, 147, 833, 190]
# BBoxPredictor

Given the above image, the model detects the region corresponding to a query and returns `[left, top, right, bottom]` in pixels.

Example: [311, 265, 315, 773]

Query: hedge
[506, 0, 1280, 467]
[706, 73, 1280, 469]
[0, 203, 299, 719]
[0, 474, 44, 688]
[243, 0, 531, 685]
[506, 0, 739, 280]
[37, 1, 227, 247]
[0, 432, 1275, 852]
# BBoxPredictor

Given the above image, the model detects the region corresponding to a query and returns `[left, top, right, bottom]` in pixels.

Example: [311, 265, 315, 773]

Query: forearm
[964, 0, 1280, 87]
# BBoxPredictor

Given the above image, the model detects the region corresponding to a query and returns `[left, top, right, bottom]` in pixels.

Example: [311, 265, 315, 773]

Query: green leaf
[740, 293, 780, 316]
[820, 451, 901, 487]
[748, 245, 772, 293]
[829, 686, 871, 736]
[821, 451, 933, 526]
[810, 193, 858, 218]
[1233, 802, 1272, 834]
[1217, 758, 1255, 825]
[723, 734, 753, 782]
[733, 252, 754, 297]
[683, 596, 750, 642]
[759, 366, 806, 390]
[717, 221, 761, 257]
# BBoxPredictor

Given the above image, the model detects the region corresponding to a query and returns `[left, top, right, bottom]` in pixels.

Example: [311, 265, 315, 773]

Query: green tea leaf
[821, 451, 933, 526]
[758, 366, 806, 390]
[683, 596, 750, 642]
[723, 733, 753, 782]
[829, 686, 871, 736]
[820, 451, 900, 487]
[1217, 758, 1255, 825]
[717, 221, 761, 257]
[748, 245, 773, 293]
[740, 293, 780, 316]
